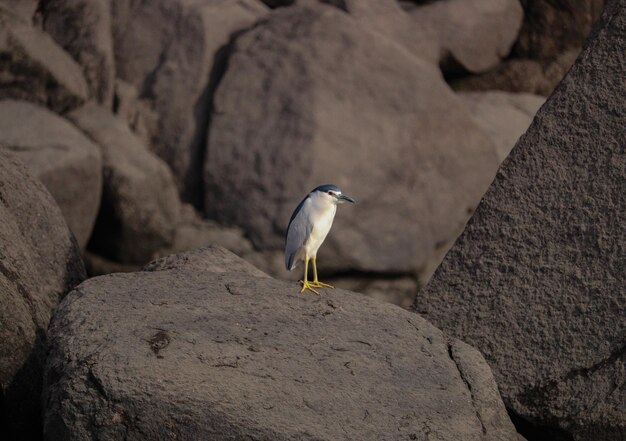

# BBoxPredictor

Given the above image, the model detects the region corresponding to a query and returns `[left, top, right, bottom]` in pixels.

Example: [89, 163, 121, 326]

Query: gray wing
[284, 197, 312, 271]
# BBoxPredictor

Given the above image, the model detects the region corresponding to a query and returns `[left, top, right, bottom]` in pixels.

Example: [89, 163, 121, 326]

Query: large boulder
[111, 0, 267, 201]
[0, 100, 102, 249]
[457, 91, 545, 161]
[415, 1, 626, 439]
[44, 246, 521, 440]
[0, 151, 86, 440]
[205, 4, 500, 277]
[67, 103, 182, 264]
[41, 0, 116, 106]
[0, 6, 89, 113]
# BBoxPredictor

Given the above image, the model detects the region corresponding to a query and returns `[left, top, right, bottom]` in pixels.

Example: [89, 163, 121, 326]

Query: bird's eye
[328, 191, 333, 195]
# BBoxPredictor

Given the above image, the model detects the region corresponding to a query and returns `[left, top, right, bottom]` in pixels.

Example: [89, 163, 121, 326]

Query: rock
[0, 6, 89, 113]
[67, 103, 182, 264]
[111, 79, 154, 147]
[0, 100, 102, 249]
[0, 150, 86, 440]
[408, 0, 523, 74]
[320, 0, 522, 74]
[41, 0, 116, 106]
[316, 0, 441, 66]
[451, 49, 581, 96]
[0, 0, 38, 22]
[44, 246, 521, 440]
[457, 91, 545, 161]
[515, 0, 606, 60]
[205, 4, 499, 276]
[111, 0, 267, 201]
[329, 276, 419, 308]
[415, 1, 626, 439]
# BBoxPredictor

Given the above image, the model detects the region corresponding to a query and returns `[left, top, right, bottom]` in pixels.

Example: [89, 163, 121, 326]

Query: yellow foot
[311, 280, 334, 289]
[299, 280, 320, 295]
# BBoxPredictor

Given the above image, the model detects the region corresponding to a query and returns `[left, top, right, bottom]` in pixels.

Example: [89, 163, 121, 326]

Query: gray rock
[0, 6, 89, 113]
[408, 0, 524, 74]
[205, 4, 499, 277]
[44, 246, 521, 440]
[67, 103, 182, 263]
[0, 100, 102, 249]
[457, 91, 545, 161]
[416, 1, 626, 439]
[111, 0, 267, 201]
[0, 150, 86, 440]
[41, 0, 116, 106]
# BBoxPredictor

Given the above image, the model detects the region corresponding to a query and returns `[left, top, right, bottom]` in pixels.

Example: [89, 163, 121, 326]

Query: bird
[285, 184, 355, 295]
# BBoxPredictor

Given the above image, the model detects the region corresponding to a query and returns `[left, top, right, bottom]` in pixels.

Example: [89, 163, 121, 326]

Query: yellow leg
[311, 257, 334, 289]
[299, 255, 319, 295]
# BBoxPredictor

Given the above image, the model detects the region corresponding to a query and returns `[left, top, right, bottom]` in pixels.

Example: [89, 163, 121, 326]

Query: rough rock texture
[41, 0, 116, 106]
[111, 0, 267, 201]
[44, 246, 521, 441]
[0, 151, 86, 440]
[416, 2, 626, 440]
[67, 103, 182, 264]
[205, 4, 500, 276]
[0, 6, 89, 113]
[408, 0, 523, 74]
[457, 91, 545, 161]
[0, 100, 102, 249]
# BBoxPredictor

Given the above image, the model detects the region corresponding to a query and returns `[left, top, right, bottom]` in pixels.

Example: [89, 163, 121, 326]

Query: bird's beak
[338, 194, 355, 204]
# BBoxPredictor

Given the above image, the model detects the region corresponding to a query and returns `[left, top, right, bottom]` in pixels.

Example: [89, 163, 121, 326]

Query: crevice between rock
[446, 340, 487, 435]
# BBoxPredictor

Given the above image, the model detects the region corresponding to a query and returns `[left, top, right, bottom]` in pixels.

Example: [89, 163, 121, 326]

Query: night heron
[285, 184, 355, 294]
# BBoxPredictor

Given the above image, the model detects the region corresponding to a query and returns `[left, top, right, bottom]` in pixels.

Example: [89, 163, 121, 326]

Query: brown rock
[41, 0, 116, 106]
[408, 0, 523, 74]
[457, 91, 545, 161]
[44, 246, 521, 440]
[416, 1, 626, 439]
[67, 103, 182, 263]
[0, 6, 89, 113]
[111, 0, 267, 201]
[205, 4, 499, 276]
[515, 0, 605, 60]
[0, 100, 102, 249]
[0, 150, 85, 440]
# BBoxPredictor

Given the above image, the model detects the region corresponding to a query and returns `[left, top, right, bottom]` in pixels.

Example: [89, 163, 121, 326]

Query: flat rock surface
[0, 100, 102, 248]
[416, 2, 625, 440]
[0, 150, 86, 440]
[44, 246, 520, 441]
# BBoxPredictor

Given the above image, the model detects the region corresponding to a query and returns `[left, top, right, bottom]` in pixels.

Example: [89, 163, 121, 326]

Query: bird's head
[312, 184, 355, 205]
